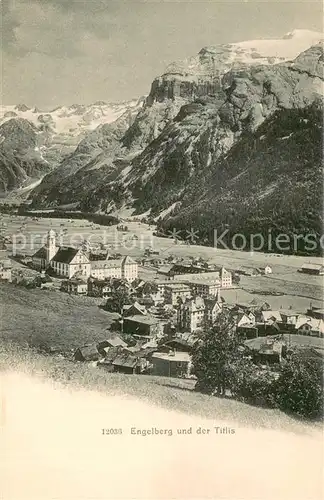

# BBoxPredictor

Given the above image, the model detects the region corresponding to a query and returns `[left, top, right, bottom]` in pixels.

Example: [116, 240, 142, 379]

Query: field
[0, 283, 117, 353]
[1, 213, 322, 311]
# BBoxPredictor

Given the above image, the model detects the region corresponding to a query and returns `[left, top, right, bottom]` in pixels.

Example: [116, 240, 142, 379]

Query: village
[0, 217, 323, 380]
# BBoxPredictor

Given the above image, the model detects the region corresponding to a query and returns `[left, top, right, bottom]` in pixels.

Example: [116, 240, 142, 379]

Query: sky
[1, 0, 323, 109]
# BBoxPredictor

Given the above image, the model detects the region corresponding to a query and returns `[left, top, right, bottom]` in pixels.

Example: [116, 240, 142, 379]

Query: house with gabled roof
[204, 289, 224, 324]
[60, 276, 88, 295]
[32, 230, 91, 279]
[260, 310, 282, 323]
[299, 263, 324, 275]
[123, 314, 165, 338]
[295, 316, 324, 338]
[123, 301, 147, 317]
[0, 259, 12, 282]
[177, 296, 206, 333]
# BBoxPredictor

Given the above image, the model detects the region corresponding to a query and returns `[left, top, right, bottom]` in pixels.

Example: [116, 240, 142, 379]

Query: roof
[163, 338, 195, 350]
[245, 337, 284, 352]
[101, 346, 123, 363]
[164, 283, 191, 291]
[32, 247, 48, 259]
[259, 341, 283, 355]
[0, 259, 12, 269]
[88, 252, 109, 261]
[124, 315, 159, 326]
[178, 332, 198, 344]
[175, 271, 221, 284]
[141, 340, 158, 349]
[152, 351, 191, 363]
[122, 256, 137, 265]
[104, 336, 128, 348]
[123, 302, 147, 315]
[183, 296, 205, 311]
[74, 344, 99, 361]
[67, 277, 88, 285]
[204, 296, 223, 309]
[310, 307, 324, 314]
[295, 317, 324, 333]
[52, 247, 82, 264]
[237, 324, 258, 329]
[301, 263, 324, 271]
[262, 310, 282, 322]
[237, 312, 253, 323]
[234, 266, 259, 273]
[112, 353, 140, 368]
[157, 266, 174, 275]
[220, 289, 264, 306]
[91, 259, 122, 270]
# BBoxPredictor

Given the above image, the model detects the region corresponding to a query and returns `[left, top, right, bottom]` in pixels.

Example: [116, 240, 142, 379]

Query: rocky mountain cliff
[147, 29, 323, 105]
[0, 118, 51, 195]
[160, 100, 323, 254]
[118, 42, 323, 216]
[0, 99, 142, 198]
[29, 31, 323, 246]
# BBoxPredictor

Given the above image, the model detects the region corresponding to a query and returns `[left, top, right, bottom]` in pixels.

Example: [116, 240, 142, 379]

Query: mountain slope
[29, 32, 323, 237]
[0, 99, 142, 197]
[114, 42, 323, 217]
[160, 100, 323, 254]
[0, 118, 51, 195]
[30, 100, 145, 208]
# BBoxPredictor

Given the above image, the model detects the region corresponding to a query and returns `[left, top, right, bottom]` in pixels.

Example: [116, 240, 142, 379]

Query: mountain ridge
[18, 30, 324, 253]
[0, 98, 144, 198]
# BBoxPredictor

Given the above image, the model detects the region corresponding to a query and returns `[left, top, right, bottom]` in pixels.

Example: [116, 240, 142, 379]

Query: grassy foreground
[0, 283, 322, 434]
[0, 340, 321, 436]
[0, 283, 115, 352]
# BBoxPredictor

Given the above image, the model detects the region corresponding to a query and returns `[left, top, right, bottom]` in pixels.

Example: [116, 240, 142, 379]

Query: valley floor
[1, 215, 323, 311]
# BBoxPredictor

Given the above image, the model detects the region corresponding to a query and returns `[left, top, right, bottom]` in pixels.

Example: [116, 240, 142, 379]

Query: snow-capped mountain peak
[164, 29, 324, 77]
[0, 99, 141, 136]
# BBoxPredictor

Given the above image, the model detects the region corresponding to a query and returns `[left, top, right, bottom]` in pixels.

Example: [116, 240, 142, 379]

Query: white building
[177, 296, 206, 333]
[173, 268, 232, 291]
[0, 259, 12, 282]
[32, 230, 138, 281]
[32, 230, 90, 279]
[90, 255, 138, 282]
[164, 283, 192, 305]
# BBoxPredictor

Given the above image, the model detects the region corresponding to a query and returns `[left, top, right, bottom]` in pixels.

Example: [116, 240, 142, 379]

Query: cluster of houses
[71, 284, 324, 377]
[235, 303, 324, 339]
[74, 334, 194, 377]
[73, 292, 324, 376]
[1, 228, 323, 378]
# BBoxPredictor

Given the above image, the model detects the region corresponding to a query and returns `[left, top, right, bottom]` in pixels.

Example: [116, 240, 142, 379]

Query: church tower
[46, 229, 57, 263]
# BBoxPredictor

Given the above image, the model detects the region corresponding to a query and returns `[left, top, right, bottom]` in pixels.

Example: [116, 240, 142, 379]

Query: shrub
[228, 358, 278, 408]
[192, 311, 240, 396]
[275, 352, 323, 419]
